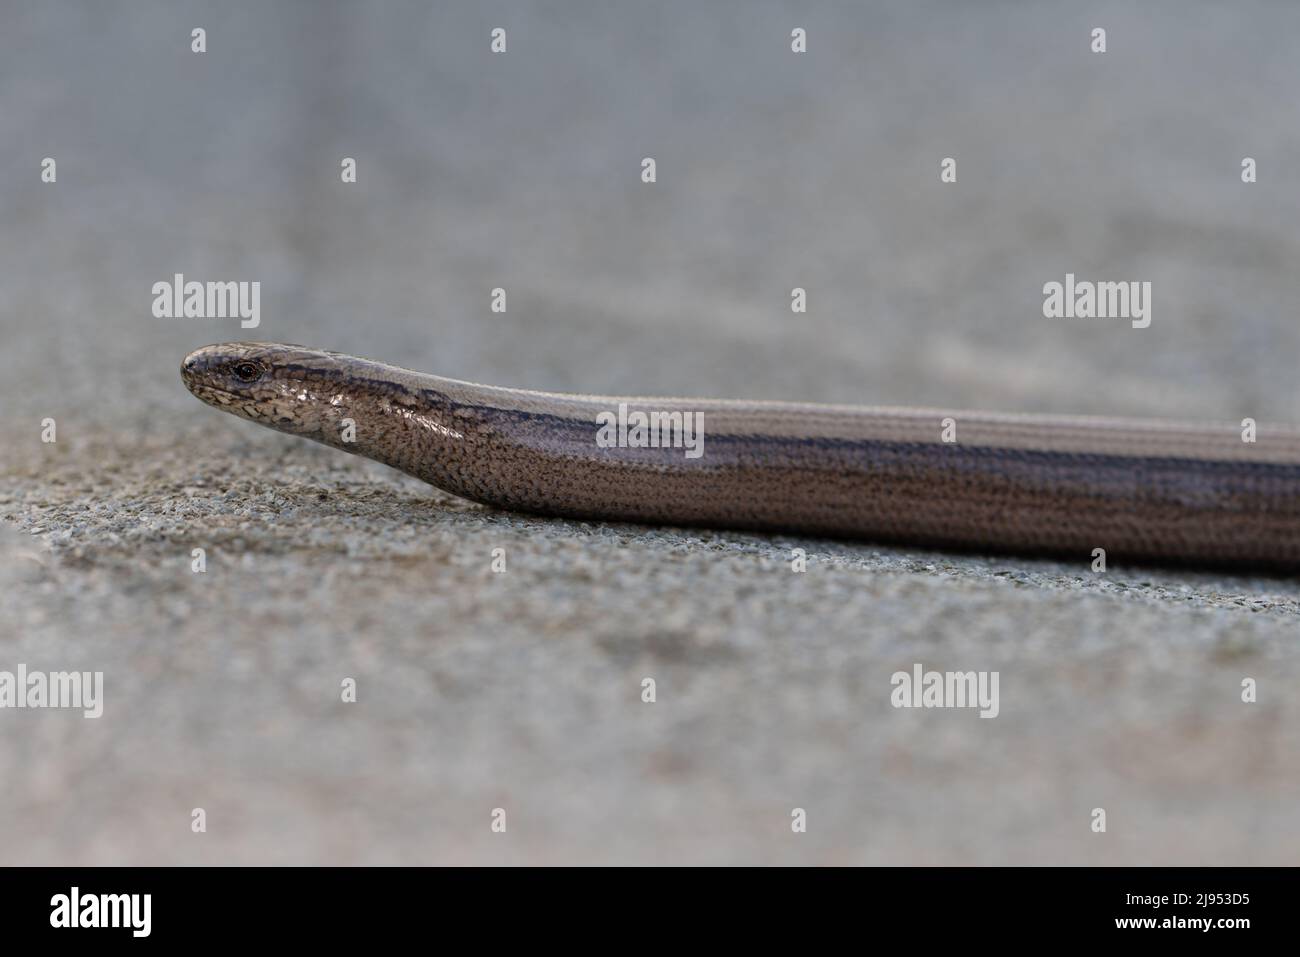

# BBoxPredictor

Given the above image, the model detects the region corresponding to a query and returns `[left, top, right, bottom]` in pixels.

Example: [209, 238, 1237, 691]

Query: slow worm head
[182, 341, 1300, 568]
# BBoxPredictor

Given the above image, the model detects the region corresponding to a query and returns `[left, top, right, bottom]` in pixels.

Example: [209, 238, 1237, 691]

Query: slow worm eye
[232, 361, 262, 382]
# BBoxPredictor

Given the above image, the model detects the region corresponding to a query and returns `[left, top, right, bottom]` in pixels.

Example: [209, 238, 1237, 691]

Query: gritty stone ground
[4, 425, 1299, 865]
[3, 1, 1299, 864]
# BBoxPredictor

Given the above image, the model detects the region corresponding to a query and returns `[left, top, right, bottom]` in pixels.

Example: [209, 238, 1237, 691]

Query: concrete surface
[2, 1, 1299, 864]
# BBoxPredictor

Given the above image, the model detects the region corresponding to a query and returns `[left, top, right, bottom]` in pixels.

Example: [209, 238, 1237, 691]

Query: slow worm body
[182, 342, 1300, 568]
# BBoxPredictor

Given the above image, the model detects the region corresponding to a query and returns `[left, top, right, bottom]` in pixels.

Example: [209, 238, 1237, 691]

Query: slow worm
[182, 342, 1300, 568]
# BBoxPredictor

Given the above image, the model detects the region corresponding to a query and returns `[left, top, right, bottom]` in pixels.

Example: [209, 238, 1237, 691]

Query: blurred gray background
[2, 0, 1299, 864]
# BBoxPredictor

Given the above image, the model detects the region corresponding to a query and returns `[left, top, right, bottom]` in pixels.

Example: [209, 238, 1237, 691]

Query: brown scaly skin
[182, 342, 1300, 568]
